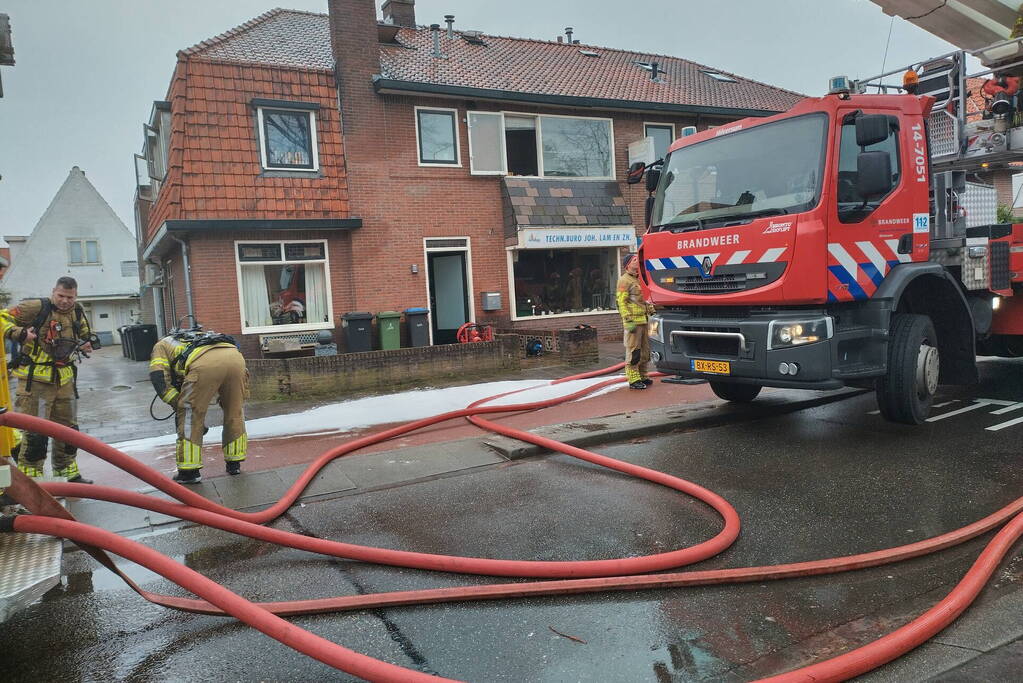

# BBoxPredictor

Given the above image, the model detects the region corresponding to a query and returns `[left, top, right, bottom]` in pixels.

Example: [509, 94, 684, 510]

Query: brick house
[135, 0, 802, 356]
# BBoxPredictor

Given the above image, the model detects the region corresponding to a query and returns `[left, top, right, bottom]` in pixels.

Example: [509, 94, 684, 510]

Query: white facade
[1, 167, 140, 344]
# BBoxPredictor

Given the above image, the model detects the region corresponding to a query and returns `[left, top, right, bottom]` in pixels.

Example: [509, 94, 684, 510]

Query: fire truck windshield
[650, 113, 828, 231]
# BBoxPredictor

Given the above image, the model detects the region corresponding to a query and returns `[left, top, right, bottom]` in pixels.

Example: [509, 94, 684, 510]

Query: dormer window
[253, 99, 320, 172]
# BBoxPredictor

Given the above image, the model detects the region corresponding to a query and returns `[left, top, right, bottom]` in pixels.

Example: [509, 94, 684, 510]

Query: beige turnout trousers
[175, 346, 248, 470]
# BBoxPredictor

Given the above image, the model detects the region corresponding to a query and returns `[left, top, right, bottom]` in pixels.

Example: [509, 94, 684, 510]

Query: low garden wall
[247, 335, 522, 400]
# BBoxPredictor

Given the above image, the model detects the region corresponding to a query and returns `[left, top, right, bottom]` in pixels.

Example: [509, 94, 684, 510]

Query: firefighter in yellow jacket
[616, 253, 656, 389]
[149, 326, 248, 484]
[0, 276, 96, 482]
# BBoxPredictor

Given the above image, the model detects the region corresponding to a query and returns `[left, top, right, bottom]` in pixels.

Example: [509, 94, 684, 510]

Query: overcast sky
[0, 0, 964, 237]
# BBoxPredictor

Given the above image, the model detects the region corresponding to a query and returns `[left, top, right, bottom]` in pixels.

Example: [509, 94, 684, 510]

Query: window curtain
[241, 265, 272, 327]
[304, 263, 328, 324]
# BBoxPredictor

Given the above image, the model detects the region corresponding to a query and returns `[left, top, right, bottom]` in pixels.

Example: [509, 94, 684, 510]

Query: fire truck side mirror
[855, 114, 890, 147]
[626, 161, 646, 184]
[856, 150, 893, 198]
[645, 167, 661, 193]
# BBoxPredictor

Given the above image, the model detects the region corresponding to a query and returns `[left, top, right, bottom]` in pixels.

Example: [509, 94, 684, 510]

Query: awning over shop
[502, 178, 633, 242]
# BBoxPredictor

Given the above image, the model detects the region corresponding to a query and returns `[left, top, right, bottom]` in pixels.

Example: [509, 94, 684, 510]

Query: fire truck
[633, 39, 1023, 423]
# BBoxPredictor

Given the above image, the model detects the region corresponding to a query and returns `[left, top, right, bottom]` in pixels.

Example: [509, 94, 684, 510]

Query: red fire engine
[633, 42, 1023, 423]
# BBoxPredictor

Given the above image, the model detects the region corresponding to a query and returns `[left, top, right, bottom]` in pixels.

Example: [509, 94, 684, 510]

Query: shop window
[236, 240, 332, 332]
[511, 247, 618, 318]
[644, 123, 675, 162]
[416, 107, 460, 165]
[257, 107, 318, 171]
[68, 239, 100, 266]
[468, 113, 614, 179]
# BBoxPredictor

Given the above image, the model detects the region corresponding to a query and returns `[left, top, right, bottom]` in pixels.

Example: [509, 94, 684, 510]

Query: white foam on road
[111, 376, 625, 453]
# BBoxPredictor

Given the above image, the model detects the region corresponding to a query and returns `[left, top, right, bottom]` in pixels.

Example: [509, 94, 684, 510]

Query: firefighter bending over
[616, 253, 655, 389]
[0, 276, 97, 482]
[149, 324, 248, 484]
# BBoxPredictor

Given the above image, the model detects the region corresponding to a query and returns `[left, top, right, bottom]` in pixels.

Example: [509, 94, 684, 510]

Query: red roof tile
[184, 9, 802, 114]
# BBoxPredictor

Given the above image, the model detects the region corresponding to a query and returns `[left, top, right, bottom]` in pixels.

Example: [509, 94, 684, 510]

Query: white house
[1, 166, 140, 345]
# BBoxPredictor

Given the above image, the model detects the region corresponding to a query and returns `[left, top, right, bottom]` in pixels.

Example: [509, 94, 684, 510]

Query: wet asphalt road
[5, 359, 1023, 682]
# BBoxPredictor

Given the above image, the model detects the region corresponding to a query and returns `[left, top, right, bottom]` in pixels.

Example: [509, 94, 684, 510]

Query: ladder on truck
[856, 37, 1023, 172]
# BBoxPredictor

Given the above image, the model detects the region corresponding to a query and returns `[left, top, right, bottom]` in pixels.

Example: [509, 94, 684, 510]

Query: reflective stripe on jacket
[615, 272, 654, 326]
[0, 299, 91, 386]
[149, 337, 236, 404]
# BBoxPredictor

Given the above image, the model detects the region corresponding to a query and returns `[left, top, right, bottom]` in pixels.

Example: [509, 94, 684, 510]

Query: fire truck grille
[675, 273, 747, 294]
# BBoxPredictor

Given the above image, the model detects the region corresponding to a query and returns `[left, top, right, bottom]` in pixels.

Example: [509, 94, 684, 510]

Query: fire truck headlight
[769, 317, 833, 350]
[647, 316, 663, 343]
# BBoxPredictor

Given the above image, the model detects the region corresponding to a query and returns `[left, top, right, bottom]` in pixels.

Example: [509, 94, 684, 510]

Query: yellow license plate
[692, 359, 731, 375]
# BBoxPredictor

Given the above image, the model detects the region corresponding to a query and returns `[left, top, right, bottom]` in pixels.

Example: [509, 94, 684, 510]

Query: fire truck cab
[637, 50, 1023, 423]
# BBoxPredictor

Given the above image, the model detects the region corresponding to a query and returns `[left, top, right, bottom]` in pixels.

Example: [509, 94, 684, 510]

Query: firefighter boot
[17, 460, 45, 478]
[173, 469, 202, 485]
[226, 461, 241, 475]
[56, 462, 93, 485]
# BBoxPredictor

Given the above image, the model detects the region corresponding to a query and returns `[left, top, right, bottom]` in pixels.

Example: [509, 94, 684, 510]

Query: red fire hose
[2, 364, 1021, 681]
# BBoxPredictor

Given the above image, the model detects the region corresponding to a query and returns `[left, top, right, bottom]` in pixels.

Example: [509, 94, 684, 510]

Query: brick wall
[327, 0, 725, 340]
[247, 333, 521, 400]
[147, 58, 349, 241]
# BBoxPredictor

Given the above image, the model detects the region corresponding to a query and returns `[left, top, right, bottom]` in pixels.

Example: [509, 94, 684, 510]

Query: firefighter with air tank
[149, 320, 249, 484]
[0, 276, 99, 483]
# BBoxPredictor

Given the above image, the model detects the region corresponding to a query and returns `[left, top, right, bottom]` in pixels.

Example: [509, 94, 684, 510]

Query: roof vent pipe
[651, 62, 659, 80]
[431, 24, 442, 57]
[444, 15, 454, 38]
[565, 27, 573, 43]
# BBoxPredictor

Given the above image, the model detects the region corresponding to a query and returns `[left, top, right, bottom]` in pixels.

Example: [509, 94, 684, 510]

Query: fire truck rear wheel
[709, 381, 762, 403]
[876, 313, 938, 425]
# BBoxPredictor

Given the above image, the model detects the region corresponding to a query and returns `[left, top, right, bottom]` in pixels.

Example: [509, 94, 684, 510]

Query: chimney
[565, 27, 573, 43]
[444, 14, 454, 38]
[431, 24, 443, 57]
[650, 62, 659, 81]
[381, 0, 416, 28]
[556, 35, 563, 43]
[328, 0, 383, 128]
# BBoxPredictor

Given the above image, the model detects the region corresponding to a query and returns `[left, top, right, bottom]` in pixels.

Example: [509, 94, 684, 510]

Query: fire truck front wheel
[876, 314, 939, 425]
[709, 381, 762, 403]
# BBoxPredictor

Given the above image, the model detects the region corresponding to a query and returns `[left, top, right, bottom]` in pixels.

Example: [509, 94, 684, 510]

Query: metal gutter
[372, 76, 782, 118]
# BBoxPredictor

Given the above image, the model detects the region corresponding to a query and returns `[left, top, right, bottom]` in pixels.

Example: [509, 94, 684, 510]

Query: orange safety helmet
[903, 69, 920, 87]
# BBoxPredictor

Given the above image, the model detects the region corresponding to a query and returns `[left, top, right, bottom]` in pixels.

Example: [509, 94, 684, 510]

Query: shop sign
[519, 228, 636, 249]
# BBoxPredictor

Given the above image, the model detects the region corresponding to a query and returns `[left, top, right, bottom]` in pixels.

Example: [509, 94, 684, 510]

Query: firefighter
[149, 326, 248, 484]
[0, 276, 96, 483]
[616, 253, 655, 389]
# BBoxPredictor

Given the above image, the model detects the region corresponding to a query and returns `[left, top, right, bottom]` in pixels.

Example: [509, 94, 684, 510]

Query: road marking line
[868, 400, 957, 416]
[926, 399, 1015, 422]
[987, 414, 1023, 431]
[990, 402, 1023, 415]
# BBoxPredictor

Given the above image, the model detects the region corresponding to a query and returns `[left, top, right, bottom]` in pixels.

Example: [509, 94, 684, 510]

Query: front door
[427, 251, 470, 344]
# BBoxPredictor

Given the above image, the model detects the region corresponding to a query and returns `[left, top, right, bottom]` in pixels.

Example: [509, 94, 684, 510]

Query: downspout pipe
[170, 234, 195, 327]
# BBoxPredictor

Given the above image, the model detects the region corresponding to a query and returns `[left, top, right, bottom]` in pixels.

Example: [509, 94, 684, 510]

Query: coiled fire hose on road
[2, 363, 1023, 682]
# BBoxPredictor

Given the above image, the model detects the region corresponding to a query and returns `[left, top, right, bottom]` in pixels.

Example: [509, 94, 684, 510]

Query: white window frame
[505, 247, 622, 322]
[415, 106, 462, 167]
[67, 238, 101, 266]
[472, 111, 616, 180]
[422, 237, 476, 345]
[234, 238, 334, 335]
[644, 122, 675, 161]
[467, 111, 507, 175]
[256, 107, 320, 172]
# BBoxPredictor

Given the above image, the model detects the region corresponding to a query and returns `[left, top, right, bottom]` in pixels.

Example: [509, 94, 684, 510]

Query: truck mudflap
[649, 305, 890, 389]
